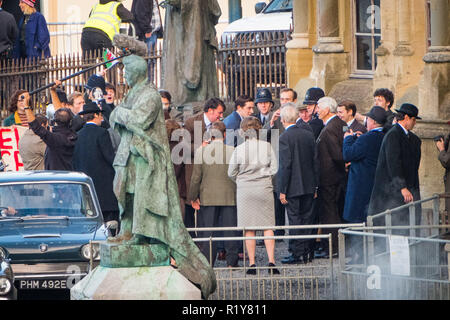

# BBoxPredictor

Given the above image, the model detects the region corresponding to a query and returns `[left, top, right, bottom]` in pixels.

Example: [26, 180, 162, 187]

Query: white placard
[389, 235, 410, 276]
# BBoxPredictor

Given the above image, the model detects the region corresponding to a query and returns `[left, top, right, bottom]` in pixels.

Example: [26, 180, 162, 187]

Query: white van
[221, 0, 293, 42]
[218, 0, 293, 100]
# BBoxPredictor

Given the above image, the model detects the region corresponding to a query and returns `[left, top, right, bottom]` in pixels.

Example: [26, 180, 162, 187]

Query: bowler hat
[254, 88, 273, 104]
[365, 106, 387, 125]
[78, 102, 104, 115]
[395, 103, 422, 120]
[303, 87, 325, 105]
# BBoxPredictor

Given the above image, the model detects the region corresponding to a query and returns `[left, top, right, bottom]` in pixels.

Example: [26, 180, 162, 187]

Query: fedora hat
[395, 103, 422, 120]
[78, 102, 104, 115]
[365, 106, 387, 125]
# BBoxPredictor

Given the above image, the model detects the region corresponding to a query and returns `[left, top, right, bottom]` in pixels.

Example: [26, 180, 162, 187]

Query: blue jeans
[145, 33, 158, 82]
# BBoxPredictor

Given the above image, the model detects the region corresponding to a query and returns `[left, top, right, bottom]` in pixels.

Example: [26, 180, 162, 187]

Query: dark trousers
[81, 30, 112, 58]
[184, 204, 196, 238]
[318, 183, 345, 254]
[274, 192, 285, 236]
[197, 205, 239, 267]
[285, 194, 315, 258]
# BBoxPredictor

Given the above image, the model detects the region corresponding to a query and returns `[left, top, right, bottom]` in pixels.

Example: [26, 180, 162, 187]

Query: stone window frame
[350, 0, 382, 77]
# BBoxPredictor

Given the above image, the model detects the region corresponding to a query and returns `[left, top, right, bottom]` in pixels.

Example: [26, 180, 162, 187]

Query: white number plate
[18, 279, 68, 290]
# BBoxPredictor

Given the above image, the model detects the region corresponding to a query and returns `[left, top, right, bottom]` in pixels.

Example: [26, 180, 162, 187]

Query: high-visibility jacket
[83, 2, 121, 41]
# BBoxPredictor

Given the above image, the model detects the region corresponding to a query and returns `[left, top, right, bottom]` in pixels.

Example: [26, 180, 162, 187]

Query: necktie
[261, 116, 266, 126]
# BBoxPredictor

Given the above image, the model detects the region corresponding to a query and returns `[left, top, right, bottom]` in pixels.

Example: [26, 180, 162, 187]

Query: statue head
[123, 55, 148, 87]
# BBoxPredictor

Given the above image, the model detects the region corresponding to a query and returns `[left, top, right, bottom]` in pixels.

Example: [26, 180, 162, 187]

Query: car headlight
[0, 277, 12, 296]
[0, 248, 6, 259]
[81, 243, 100, 260]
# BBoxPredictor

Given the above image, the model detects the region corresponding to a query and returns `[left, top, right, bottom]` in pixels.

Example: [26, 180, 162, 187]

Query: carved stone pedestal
[70, 242, 202, 300]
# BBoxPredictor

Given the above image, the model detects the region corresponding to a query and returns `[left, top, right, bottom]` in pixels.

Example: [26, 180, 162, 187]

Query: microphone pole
[29, 54, 129, 96]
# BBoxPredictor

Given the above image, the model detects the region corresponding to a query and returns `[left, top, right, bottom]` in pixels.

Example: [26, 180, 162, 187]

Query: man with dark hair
[373, 88, 395, 129]
[159, 89, 173, 120]
[183, 97, 225, 236]
[269, 88, 298, 136]
[73, 102, 119, 231]
[187, 121, 239, 267]
[223, 95, 254, 146]
[105, 82, 116, 110]
[0, 0, 18, 61]
[337, 100, 367, 134]
[23, 97, 77, 170]
[368, 103, 422, 235]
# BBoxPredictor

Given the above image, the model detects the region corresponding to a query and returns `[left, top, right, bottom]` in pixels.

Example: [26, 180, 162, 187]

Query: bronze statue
[109, 35, 216, 298]
[161, 0, 221, 106]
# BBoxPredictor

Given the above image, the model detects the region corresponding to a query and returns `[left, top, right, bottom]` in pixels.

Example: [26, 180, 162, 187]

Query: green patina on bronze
[100, 242, 170, 268]
[108, 50, 216, 299]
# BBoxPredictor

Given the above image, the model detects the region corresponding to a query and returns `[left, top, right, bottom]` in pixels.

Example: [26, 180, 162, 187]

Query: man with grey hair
[278, 105, 319, 264]
[315, 96, 347, 256]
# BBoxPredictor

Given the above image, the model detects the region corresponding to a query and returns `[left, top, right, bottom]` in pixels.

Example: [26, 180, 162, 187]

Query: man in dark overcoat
[436, 132, 450, 213]
[315, 97, 347, 255]
[342, 106, 386, 223]
[277, 105, 318, 264]
[72, 102, 119, 226]
[368, 103, 422, 234]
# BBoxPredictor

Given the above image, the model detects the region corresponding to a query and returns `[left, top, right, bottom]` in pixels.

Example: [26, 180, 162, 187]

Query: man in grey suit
[187, 121, 239, 267]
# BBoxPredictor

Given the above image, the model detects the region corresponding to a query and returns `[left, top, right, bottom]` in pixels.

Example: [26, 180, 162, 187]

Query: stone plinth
[70, 266, 201, 300]
[71, 241, 201, 300]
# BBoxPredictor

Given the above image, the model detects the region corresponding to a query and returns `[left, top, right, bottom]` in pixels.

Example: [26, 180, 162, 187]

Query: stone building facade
[286, 0, 450, 200]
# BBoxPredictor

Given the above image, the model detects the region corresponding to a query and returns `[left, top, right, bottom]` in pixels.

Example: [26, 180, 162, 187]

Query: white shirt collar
[397, 123, 409, 135]
[203, 113, 212, 128]
[347, 118, 355, 127]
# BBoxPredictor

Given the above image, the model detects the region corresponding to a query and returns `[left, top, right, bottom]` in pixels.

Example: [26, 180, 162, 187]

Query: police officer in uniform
[81, 0, 133, 56]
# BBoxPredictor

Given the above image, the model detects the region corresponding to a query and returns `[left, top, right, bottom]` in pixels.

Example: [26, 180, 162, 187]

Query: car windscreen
[264, 0, 293, 13]
[0, 183, 97, 218]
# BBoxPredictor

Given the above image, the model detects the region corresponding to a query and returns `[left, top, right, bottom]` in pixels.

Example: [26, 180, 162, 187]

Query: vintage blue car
[0, 171, 108, 299]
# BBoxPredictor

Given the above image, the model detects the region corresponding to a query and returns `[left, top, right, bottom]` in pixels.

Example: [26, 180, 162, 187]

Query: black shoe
[281, 255, 302, 264]
[268, 263, 280, 275]
[302, 252, 313, 264]
[246, 264, 257, 275]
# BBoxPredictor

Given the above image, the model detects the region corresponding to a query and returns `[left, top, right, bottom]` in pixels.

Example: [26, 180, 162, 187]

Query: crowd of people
[2, 66, 450, 272]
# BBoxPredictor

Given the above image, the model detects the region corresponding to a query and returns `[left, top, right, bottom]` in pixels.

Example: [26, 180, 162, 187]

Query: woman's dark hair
[373, 88, 394, 109]
[9, 90, 27, 112]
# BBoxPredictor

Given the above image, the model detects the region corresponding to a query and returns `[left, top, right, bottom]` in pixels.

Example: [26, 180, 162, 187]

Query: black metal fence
[0, 32, 290, 122]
